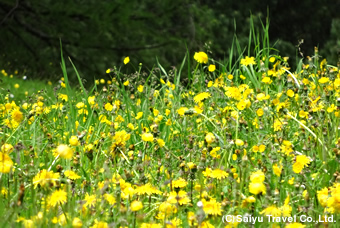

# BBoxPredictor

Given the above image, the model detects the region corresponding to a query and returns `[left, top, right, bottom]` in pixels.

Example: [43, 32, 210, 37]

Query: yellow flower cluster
[2, 47, 340, 227]
[249, 170, 266, 195]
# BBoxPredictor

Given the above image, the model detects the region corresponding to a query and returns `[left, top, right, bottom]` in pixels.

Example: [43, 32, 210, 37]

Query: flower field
[1, 38, 340, 227]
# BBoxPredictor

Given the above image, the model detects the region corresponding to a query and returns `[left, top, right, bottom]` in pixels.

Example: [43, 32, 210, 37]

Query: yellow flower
[124, 56, 130, 64]
[22, 103, 29, 110]
[249, 182, 266, 195]
[135, 112, 143, 120]
[33, 169, 60, 188]
[64, 170, 81, 180]
[242, 196, 256, 208]
[14, 83, 20, 89]
[137, 85, 144, 93]
[269, 57, 275, 63]
[252, 145, 259, 152]
[157, 202, 177, 219]
[88, 96, 95, 105]
[140, 223, 162, 228]
[285, 223, 306, 228]
[153, 90, 160, 97]
[110, 130, 131, 152]
[69, 136, 79, 146]
[240, 56, 256, 66]
[256, 108, 264, 117]
[280, 196, 292, 217]
[237, 100, 247, 110]
[210, 169, 229, 180]
[58, 93, 68, 102]
[293, 155, 311, 173]
[56, 144, 74, 159]
[134, 183, 161, 196]
[0, 152, 13, 173]
[103, 194, 116, 205]
[225, 87, 241, 99]
[127, 123, 135, 130]
[193, 92, 211, 103]
[274, 119, 283, 132]
[272, 164, 282, 177]
[91, 221, 108, 228]
[177, 107, 188, 116]
[142, 133, 154, 142]
[257, 93, 270, 101]
[166, 218, 182, 228]
[317, 187, 328, 207]
[167, 191, 190, 205]
[250, 170, 265, 183]
[49, 189, 67, 207]
[121, 186, 135, 199]
[11, 109, 23, 123]
[205, 132, 215, 144]
[334, 78, 340, 88]
[187, 162, 196, 169]
[299, 110, 308, 118]
[302, 190, 308, 199]
[235, 139, 244, 146]
[23, 219, 34, 228]
[123, 80, 129, 86]
[153, 109, 159, 116]
[1, 143, 14, 154]
[202, 199, 222, 216]
[327, 183, 340, 212]
[84, 193, 96, 208]
[318, 77, 329, 84]
[302, 78, 309, 85]
[247, 196, 256, 203]
[258, 144, 266, 152]
[194, 52, 208, 64]
[72, 217, 83, 228]
[292, 161, 303, 174]
[1, 187, 8, 197]
[172, 178, 187, 188]
[262, 77, 272, 84]
[104, 103, 113, 111]
[327, 104, 336, 113]
[296, 155, 311, 166]
[130, 200, 143, 212]
[208, 64, 216, 72]
[76, 102, 85, 109]
[286, 89, 295, 98]
[260, 205, 281, 217]
[210, 147, 220, 158]
[157, 139, 165, 148]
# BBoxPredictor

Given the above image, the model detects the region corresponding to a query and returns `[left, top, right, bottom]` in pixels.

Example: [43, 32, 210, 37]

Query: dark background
[1, 0, 339, 83]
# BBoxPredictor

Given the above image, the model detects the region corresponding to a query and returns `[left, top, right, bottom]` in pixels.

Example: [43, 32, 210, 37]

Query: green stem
[133, 211, 137, 228]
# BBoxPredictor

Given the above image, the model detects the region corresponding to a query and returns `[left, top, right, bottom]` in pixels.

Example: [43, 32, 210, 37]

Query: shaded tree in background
[195, 0, 340, 67]
[0, 0, 197, 81]
[0, 0, 339, 84]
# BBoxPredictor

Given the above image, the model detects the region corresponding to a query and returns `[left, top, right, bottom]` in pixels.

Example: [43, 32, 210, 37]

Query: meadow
[1, 25, 340, 228]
